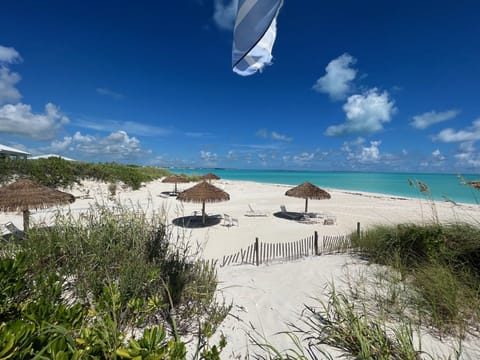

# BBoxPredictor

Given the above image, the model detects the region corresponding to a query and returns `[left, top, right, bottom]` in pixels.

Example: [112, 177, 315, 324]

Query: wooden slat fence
[219, 231, 351, 267]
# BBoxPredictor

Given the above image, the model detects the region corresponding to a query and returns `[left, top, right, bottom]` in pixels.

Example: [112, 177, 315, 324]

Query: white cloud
[75, 118, 171, 137]
[454, 143, 480, 168]
[342, 138, 382, 163]
[0, 102, 69, 140]
[411, 110, 460, 129]
[326, 88, 396, 136]
[0, 66, 22, 104]
[96, 87, 125, 100]
[62, 130, 142, 158]
[213, 0, 238, 30]
[200, 150, 218, 162]
[50, 136, 73, 153]
[435, 119, 480, 143]
[0, 45, 22, 63]
[358, 140, 381, 162]
[293, 152, 315, 163]
[0, 45, 22, 105]
[432, 149, 446, 160]
[313, 53, 357, 101]
[256, 129, 292, 141]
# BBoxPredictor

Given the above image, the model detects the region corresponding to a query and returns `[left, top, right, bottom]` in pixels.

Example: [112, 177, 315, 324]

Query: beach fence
[219, 231, 351, 267]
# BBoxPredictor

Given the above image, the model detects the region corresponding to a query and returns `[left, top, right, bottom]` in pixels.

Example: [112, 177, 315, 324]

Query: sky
[0, 0, 479, 173]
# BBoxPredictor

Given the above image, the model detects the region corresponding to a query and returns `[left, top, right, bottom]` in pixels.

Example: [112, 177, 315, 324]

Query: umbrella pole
[23, 209, 30, 232]
[202, 201, 206, 225]
[174, 182, 178, 193]
[305, 198, 308, 213]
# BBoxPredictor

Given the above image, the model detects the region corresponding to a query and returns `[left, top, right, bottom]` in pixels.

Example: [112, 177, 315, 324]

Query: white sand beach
[2, 178, 480, 358]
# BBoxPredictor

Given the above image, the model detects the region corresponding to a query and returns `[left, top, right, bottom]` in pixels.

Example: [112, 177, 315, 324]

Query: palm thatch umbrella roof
[285, 182, 331, 213]
[0, 179, 75, 231]
[177, 181, 229, 224]
[162, 174, 189, 193]
[201, 172, 220, 181]
[465, 180, 480, 190]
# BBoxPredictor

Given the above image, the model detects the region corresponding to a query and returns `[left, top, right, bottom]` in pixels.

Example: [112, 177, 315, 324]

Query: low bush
[0, 203, 229, 357]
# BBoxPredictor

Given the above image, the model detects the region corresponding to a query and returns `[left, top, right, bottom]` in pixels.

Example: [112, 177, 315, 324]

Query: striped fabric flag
[232, 0, 284, 76]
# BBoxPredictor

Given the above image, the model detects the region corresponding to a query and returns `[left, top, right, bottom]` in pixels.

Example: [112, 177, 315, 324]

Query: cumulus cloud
[358, 141, 382, 162]
[0, 45, 23, 104]
[50, 136, 73, 153]
[326, 88, 396, 136]
[411, 110, 460, 129]
[96, 87, 125, 100]
[342, 138, 382, 163]
[256, 129, 292, 141]
[0, 66, 22, 104]
[200, 150, 218, 162]
[46, 131, 143, 160]
[0, 103, 69, 140]
[435, 119, 480, 143]
[454, 142, 480, 168]
[0, 45, 22, 63]
[432, 149, 446, 161]
[213, 0, 238, 30]
[313, 53, 357, 101]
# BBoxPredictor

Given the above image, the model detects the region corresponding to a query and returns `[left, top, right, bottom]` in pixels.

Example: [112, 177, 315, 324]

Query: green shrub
[0, 157, 170, 189]
[351, 222, 480, 333]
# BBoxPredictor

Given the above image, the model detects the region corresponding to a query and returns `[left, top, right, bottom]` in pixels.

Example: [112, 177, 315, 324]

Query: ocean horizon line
[170, 168, 480, 205]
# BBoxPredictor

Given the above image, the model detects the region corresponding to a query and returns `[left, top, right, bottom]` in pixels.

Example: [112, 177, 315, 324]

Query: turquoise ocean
[171, 168, 480, 205]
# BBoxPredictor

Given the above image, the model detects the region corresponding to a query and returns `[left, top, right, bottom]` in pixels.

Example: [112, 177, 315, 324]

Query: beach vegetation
[0, 157, 171, 189]
[249, 285, 450, 359]
[0, 202, 229, 358]
[350, 222, 480, 335]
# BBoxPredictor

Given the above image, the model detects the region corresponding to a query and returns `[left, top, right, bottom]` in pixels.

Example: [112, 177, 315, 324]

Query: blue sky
[0, 0, 479, 172]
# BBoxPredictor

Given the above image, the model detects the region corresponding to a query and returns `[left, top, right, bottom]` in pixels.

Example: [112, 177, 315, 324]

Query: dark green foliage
[0, 204, 228, 358]
[0, 157, 170, 189]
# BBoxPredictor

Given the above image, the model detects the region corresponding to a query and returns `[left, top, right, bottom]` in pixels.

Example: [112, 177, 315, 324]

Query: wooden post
[314, 231, 319, 255]
[255, 237, 259, 266]
[23, 209, 30, 232]
[357, 222, 361, 238]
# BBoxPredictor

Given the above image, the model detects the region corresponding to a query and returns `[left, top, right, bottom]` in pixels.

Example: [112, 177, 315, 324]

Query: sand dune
[2, 178, 480, 358]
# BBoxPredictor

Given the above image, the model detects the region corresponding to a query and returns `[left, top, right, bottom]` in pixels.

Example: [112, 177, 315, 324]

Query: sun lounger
[2, 222, 25, 240]
[245, 204, 268, 217]
[279, 205, 305, 221]
[323, 215, 337, 225]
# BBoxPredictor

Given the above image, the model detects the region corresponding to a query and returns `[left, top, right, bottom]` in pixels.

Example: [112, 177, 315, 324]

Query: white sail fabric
[232, 0, 283, 76]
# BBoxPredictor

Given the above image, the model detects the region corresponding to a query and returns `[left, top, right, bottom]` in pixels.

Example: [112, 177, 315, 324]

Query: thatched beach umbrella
[162, 174, 189, 193]
[177, 181, 229, 225]
[465, 180, 480, 190]
[0, 179, 75, 231]
[285, 182, 331, 213]
[201, 172, 220, 182]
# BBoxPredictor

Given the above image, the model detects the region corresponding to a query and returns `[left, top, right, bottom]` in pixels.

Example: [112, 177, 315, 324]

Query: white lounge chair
[223, 214, 239, 227]
[245, 204, 268, 217]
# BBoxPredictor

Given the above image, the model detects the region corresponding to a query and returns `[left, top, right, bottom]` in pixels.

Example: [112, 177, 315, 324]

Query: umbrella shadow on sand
[172, 214, 222, 228]
[273, 211, 306, 221]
